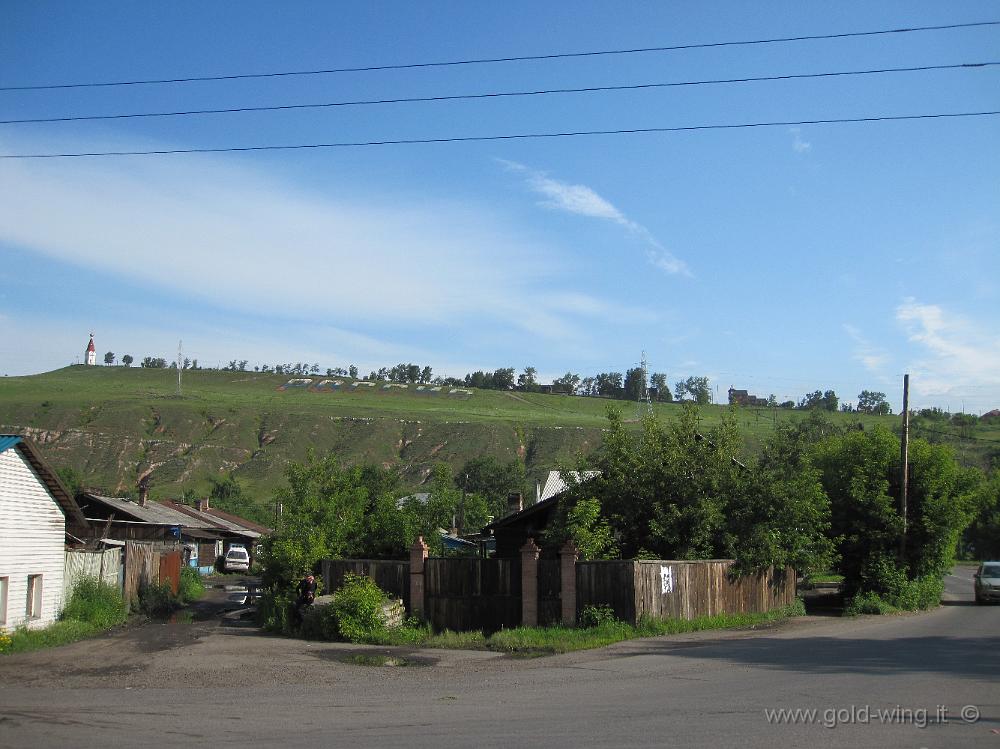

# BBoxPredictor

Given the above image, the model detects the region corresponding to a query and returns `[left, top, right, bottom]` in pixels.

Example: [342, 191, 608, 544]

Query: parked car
[974, 562, 1000, 604]
[224, 545, 251, 573]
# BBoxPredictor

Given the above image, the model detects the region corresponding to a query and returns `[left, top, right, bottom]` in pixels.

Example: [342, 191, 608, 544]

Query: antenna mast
[177, 340, 183, 397]
[637, 350, 653, 419]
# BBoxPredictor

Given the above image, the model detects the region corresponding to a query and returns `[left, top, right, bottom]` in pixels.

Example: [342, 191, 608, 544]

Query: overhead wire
[2, 61, 995, 126]
[2, 110, 996, 159]
[1, 20, 997, 91]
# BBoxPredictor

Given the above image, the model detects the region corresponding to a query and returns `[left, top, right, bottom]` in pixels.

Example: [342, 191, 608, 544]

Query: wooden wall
[632, 561, 796, 621]
[424, 558, 520, 633]
[321, 555, 795, 631]
[577, 561, 638, 623]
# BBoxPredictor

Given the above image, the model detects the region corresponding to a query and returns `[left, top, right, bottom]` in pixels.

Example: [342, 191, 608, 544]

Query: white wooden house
[0, 436, 88, 631]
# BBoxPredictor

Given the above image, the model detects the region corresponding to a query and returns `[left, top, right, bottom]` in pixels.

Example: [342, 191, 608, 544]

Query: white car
[224, 546, 250, 573]
[974, 562, 1000, 604]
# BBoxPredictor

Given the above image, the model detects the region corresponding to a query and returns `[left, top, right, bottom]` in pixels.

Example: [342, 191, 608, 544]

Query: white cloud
[843, 324, 890, 372]
[500, 160, 691, 277]
[0, 136, 663, 352]
[895, 299, 1000, 410]
[789, 127, 811, 154]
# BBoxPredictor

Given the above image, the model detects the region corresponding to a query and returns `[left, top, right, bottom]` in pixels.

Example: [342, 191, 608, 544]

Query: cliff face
[1, 399, 602, 500]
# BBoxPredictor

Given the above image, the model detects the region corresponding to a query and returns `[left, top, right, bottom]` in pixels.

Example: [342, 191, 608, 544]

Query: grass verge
[353, 600, 805, 655]
[1, 577, 128, 656]
[1, 620, 101, 655]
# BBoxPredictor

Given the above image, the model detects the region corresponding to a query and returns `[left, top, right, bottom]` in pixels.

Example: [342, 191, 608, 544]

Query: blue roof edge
[0, 435, 24, 454]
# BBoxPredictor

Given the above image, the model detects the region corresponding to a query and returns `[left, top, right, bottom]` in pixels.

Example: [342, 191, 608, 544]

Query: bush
[138, 581, 176, 617]
[856, 556, 943, 612]
[331, 573, 387, 643]
[178, 566, 205, 604]
[579, 604, 619, 628]
[60, 577, 127, 629]
[845, 592, 897, 616]
[300, 603, 340, 641]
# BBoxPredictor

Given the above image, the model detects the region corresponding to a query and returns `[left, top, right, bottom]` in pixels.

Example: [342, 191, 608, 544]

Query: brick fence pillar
[409, 536, 429, 619]
[520, 538, 541, 627]
[560, 540, 579, 625]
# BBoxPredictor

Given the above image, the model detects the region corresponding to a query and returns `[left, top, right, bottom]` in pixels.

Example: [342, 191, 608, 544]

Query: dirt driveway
[0, 576, 507, 690]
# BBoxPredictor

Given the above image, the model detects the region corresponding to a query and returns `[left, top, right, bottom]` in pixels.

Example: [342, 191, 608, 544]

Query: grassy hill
[0, 366, 993, 511]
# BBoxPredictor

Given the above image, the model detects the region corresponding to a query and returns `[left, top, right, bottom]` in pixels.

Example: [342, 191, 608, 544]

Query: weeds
[1, 577, 128, 656]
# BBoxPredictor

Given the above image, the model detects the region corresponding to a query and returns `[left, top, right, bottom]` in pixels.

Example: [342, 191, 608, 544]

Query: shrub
[856, 556, 942, 612]
[579, 604, 619, 628]
[178, 566, 205, 604]
[845, 592, 897, 616]
[300, 603, 340, 641]
[331, 573, 387, 643]
[138, 582, 176, 617]
[60, 577, 127, 629]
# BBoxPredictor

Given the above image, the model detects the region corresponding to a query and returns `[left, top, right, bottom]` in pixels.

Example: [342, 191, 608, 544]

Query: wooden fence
[424, 558, 521, 633]
[321, 548, 796, 632]
[578, 560, 796, 623]
[123, 541, 161, 609]
[64, 548, 122, 601]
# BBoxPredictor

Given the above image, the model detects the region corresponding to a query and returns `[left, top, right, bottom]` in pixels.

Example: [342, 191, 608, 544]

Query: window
[26, 574, 42, 619]
[0, 576, 8, 627]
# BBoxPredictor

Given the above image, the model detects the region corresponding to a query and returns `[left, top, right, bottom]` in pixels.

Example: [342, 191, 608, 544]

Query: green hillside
[1, 366, 992, 509]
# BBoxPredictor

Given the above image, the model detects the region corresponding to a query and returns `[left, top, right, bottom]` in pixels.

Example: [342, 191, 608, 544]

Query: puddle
[342, 654, 429, 667]
[317, 649, 436, 667]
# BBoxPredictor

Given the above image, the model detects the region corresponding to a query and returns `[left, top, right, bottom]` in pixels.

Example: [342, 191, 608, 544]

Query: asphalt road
[1, 569, 997, 749]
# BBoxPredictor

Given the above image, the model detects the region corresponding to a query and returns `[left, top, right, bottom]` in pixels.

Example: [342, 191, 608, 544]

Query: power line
[912, 423, 1000, 444]
[3, 61, 995, 126]
[2, 110, 996, 160]
[2, 20, 997, 92]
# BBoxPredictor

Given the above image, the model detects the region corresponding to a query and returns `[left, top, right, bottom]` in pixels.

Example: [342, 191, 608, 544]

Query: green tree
[492, 367, 516, 390]
[650, 372, 671, 401]
[103, 351, 115, 366]
[857, 390, 892, 415]
[675, 376, 711, 405]
[594, 372, 623, 398]
[400, 464, 487, 553]
[554, 372, 582, 395]
[121, 354, 133, 367]
[798, 389, 838, 412]
[518, 367, 538, 391]
[963, 469, 1000, 558]
[554, 405, 833, 574]
[812, 427, 980, 599]
[456, 456, 527, 520]
[545, 496, 617, 560]
[624, 367, 646, 401]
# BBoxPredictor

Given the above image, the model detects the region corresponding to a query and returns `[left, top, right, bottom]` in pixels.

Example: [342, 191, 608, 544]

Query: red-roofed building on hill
[85, 333, 96, 366]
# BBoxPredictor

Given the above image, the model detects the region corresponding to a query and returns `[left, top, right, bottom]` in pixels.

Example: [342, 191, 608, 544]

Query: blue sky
[1, 2, 998, 412]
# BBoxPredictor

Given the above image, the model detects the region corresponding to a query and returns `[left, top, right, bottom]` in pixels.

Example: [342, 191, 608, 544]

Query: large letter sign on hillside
[660, 565, 674, 595]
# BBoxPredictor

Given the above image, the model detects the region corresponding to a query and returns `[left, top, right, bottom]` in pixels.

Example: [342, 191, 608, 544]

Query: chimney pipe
[507, 492, 523, 516]
[138, 476, 150, 507]
[198, 497, 210, 513]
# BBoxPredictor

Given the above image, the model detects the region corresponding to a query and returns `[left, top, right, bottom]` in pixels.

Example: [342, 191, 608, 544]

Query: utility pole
[636, 350, 652, 419]
[899, 374, 910, 561]
[176, 340, 183, 397]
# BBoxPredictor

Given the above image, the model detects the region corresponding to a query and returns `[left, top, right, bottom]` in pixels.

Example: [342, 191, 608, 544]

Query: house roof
[160, 499, 268, 538]
[484, 493, 559, 532]
[538, 470, 600, 502]
[201, 506, 272, 536]
[80, 493, 218, 529]
[396, 492, 430, 510]
[0, 435, 88, 528]
[485, 470, 602, 533]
